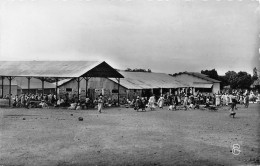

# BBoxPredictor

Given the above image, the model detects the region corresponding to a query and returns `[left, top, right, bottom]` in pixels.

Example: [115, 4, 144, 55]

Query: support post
[8, 77, 11, 106]
[83, 77, 90, 98]
[126, 89, 129, 99]
[160, 88, 163, 95]
[7, 76, 15, 107]
[26, 77, 32, 95]
[76, 77, 80, 102]
[1, 76, 4, 98]
[55, 78, 59, 97]
[117, 78, 120, 106]
[41, 77, 45, 97]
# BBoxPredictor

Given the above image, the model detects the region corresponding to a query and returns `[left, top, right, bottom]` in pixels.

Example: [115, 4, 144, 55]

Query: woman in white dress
[158, 95, 164, 109]
[97, 96, 103, 113]
[148, 95, 156, 111]
[215, 93, 221, 106]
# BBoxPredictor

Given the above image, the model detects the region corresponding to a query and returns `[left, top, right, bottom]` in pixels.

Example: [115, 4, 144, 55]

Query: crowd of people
[3, 89, 259, 117]
[11, 93, 59, 109]
[125, 90, 259, 117]
[9, 92, 118, 111]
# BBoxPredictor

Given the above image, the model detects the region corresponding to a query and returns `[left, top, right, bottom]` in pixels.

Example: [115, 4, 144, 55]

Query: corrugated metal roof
[187, 72, 221, 83]
[109, 71, 189, 89]
[171, 72, 221, 83]
[57, 71, 188, 89]
[0, 61, 123, 78]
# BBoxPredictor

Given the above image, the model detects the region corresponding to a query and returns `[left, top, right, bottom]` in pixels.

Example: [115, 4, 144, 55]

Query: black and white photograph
[0, 0, 260, 165]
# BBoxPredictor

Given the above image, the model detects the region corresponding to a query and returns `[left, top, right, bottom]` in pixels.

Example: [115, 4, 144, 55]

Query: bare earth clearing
[0, 104, 259, 166]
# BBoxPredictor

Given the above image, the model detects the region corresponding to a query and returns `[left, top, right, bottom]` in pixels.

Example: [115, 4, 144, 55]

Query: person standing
[148, 94, 156, 111]
[97, 96, 103, 113]
[245, 94, 249, 108]
[183, 95, 189, 110]
[158, 94, 164, 109]
[229, 98, 236, 118]
[134, 96, 141, 111]
[215, 93, 221, 106]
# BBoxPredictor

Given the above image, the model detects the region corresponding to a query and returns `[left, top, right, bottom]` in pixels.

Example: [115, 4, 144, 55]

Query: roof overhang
[192, 83, 213, 88]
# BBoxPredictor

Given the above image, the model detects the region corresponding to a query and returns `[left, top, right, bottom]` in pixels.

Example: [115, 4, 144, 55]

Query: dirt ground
[0, 104, 259, 166]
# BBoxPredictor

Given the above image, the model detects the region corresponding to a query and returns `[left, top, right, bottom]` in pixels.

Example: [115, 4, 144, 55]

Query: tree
[125, 68, 132, 72]
[222, 71, 253, 89]
[236, 71, 252, 89]
[224, 71, 238, 89]
[218, 75, 229, 89]
[125, 68, 152, 72]
[201, 69, 219, 80]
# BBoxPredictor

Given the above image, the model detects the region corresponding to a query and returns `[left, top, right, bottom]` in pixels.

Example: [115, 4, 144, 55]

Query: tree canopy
[201, 69, 219, 80]
[125, 68, 152, 72]
[201, 69, 255, 90]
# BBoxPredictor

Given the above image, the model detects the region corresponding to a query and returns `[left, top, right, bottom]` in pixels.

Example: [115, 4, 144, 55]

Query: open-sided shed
[0, 61, 123, 106]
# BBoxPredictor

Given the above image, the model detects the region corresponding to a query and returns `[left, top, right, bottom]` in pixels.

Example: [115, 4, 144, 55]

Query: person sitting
[68, 102, 77, 110]
[76, 102, 81, 110]
[85, 96, 90, 109]
[125, 99, 131, 108]
[168, 98, 177, 111]
[39, 100, 48, 108]
[130, 99, 135, 108]
[205, 97, 210, 108]
[56, 98, 61, 107]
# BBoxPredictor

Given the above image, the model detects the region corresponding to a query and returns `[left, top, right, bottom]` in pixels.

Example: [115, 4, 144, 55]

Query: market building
[57, 71, 189, 102]
[170, 72, 221, 94]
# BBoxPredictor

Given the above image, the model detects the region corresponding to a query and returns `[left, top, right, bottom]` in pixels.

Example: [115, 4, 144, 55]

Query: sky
[0, 0, 259, 75]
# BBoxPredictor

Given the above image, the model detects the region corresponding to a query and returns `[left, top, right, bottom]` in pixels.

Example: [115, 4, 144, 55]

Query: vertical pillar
[169, 88, 172, 95]
[41, 77, 45, 97]
[26, 77, 31, 95]
[160, 88, 163, 95]
[77, 77, 80, 101]
[117, 78, 120, 106]
[8, 77, 11, 106]
[7, 77, 15, 107]
[1, 76, 4, 98]
[84, 77, 89, 98]
[55, 78, 58, 97]
[126, 89, 129, 99]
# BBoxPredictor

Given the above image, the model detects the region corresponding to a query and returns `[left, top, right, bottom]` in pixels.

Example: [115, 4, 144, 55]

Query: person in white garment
[97, 96, 103, 113]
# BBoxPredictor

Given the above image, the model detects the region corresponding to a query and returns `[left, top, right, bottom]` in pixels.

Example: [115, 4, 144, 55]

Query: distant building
[171, 72, 221, 94]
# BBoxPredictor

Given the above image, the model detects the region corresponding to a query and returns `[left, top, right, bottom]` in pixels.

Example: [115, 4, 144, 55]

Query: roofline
[171, 72, 221, 83]
[0, 61, 124, 78]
